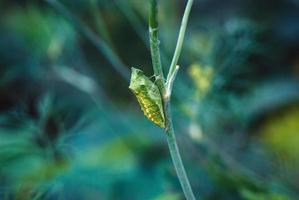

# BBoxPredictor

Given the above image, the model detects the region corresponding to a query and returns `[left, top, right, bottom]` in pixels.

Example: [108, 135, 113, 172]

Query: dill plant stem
[164, 104, 196, 200]
[149, 0, 165, 91]
[167, 0, 194, 81]
[149, 0, 196, 199]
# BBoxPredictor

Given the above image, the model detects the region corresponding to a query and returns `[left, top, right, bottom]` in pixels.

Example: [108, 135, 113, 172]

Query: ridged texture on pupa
[129, 67, 165, 128]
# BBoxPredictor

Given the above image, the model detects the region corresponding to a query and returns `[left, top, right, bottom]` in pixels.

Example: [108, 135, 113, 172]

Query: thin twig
[115, 0, 171, 69]
[149, 0, 165, 92]
[149, 1, 196, 199]
[165, 65, 180, 99]
[164, 114, 196, 200]
[167, 0, 194, 82]
[89, 0, 114, 47]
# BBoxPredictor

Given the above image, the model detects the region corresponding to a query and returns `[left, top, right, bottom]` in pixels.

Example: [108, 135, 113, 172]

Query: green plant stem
[149, 0, 165, 92]
[164, 102, 196, 200]
[116, 0, 170, 70]
[167, 0, 194, 81]
[89, 0, 114, 48]
[165, 65, 179, 98]
[149, 1, 196, 199]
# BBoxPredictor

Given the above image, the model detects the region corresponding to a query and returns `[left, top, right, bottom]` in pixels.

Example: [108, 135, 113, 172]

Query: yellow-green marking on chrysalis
[129, 67, 165, 128]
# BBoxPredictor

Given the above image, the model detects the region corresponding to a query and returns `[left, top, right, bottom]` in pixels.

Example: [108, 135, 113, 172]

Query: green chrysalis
[129, 67, 165, 128]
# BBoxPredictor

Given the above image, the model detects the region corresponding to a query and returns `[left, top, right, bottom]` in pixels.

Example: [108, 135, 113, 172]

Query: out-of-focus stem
[89, 0, 114, 47]
[44, 0, 130, 81]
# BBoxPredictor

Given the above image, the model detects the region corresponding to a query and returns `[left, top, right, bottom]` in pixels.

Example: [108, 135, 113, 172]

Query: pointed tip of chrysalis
[131, 67, 143, 74]
[129, 67, 144, 90]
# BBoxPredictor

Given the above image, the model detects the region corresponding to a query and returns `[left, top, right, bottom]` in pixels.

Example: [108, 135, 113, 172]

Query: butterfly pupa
[129, 67, 165, 128]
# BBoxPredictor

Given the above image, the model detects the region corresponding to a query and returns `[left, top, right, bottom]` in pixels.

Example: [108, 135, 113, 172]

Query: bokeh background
[1, 0, 299, 199]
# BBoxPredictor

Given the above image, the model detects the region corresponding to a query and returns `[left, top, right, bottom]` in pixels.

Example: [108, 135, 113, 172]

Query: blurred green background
[1, 0, 299, 199]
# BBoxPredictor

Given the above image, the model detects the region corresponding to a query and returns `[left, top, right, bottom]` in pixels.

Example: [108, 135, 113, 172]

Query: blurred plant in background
[0, 0, 299, 199]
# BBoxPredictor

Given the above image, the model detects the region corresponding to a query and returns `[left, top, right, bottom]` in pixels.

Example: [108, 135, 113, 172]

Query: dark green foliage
[0, 0, 299, 199]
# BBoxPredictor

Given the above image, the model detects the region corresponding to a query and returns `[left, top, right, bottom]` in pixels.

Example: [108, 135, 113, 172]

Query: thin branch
[164, 117, 196, 200]
[116, 0, 171, 72]
[149, 1, 197, 199]
[166, 0, 194, 82]
[89, 0, 114, 48]
[149, 0, 165, 93]
[165, 65, 180, 99]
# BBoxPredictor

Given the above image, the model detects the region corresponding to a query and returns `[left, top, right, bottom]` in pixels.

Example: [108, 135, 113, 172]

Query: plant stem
[167, 0, 194, 81]
[165, 65, 179, 98]
[164, 101, 196, 200]
[89, 0, 114, 48]
[149, 0, 165, 92]
[149, 1, 196, 199]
